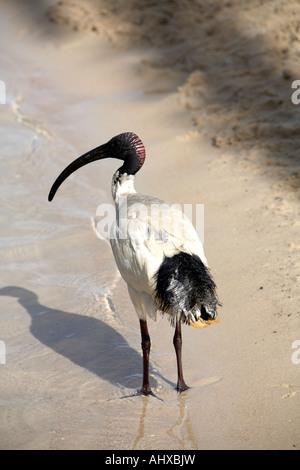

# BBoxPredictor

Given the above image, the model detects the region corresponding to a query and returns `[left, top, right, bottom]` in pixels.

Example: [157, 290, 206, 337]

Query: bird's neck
[111, 171, 136, 203]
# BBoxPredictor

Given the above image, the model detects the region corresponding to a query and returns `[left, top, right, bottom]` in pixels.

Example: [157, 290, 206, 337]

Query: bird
[48, 132, 220, 395]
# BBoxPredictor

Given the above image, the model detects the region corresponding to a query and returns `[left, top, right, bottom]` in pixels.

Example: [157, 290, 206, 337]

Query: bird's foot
[176, 382, 190, 394]
[139, 385, 163, 401]
[140, 385, 153, 396]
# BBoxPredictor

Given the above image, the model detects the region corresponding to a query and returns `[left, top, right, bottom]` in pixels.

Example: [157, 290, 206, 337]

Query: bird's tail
[154, 251, 220, 327]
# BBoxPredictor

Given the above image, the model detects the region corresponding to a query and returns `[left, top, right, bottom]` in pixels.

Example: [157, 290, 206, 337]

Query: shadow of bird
[0, 285, 161, 392]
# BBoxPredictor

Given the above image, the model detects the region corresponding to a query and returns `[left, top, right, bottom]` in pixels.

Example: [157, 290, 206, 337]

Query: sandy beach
[0, 0, 299, 450]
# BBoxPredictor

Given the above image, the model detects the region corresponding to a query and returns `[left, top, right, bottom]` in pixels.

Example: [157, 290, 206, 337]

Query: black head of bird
[48, 132, 145, 202]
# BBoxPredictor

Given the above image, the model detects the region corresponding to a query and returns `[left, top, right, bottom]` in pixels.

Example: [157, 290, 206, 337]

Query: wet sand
[0, 1, 299, 450]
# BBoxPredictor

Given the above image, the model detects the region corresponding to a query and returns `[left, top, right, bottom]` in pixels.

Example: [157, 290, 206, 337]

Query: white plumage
[110, 173, 207, 321]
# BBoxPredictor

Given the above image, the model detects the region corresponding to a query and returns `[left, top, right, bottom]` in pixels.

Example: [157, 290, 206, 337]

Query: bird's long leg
[173, 321, 190, 393]
[139, 319, 152, 395]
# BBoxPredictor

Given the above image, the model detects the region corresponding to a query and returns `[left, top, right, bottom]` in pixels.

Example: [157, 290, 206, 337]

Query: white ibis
[48, 132, 220, 395]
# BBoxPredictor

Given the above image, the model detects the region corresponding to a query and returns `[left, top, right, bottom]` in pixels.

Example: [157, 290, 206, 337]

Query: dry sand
[0, 0, 299, 450]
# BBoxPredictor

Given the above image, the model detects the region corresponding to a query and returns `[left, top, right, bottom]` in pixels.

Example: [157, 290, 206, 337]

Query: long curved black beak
[48, 132, 145, 202]
[48, 143, 110, 202]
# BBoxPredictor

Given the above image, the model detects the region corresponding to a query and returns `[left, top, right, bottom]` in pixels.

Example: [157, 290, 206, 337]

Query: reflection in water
[166, 394, 198, 450]
[132, 376, 222, 449]
[132, 392, 198, 450]
[133, 395, 148, 449]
